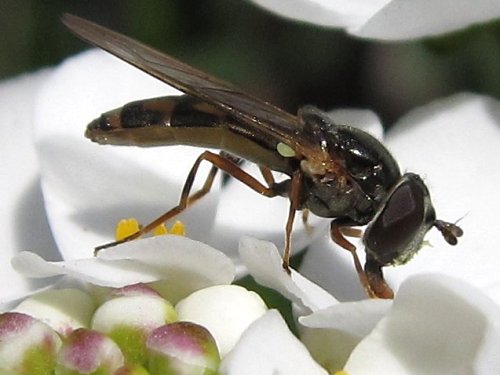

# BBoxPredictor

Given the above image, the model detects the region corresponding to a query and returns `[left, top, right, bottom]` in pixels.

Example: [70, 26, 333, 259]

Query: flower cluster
[5, 235, 327, 374]
[0, 277, 256, 374]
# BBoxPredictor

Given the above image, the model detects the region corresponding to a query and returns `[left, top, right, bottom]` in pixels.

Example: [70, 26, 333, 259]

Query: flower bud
[146, 322, 219, 375]
[92, 289, 177, 364]
[176, 285, 267, 356]
[0, 312, 61, 374]
[55, 328, 124, 374]
[13, 288, 95, 337]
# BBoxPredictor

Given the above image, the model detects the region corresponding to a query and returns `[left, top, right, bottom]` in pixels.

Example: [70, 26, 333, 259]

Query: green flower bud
[146, 322, 220, 375]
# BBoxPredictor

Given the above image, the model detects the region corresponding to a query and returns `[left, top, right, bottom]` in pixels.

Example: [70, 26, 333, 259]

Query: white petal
[34, 50, 220, 260]
[0, 70, 61, 307]
[298, 298, 391, 372]
[354, 0, 500, 40]
[300, 298, 391, 337]
[250, 0, 389, 29]
[98, 236, 236, 302]
[11, 251, 65, 278]
[251, 0, 500, 40]
[13, 236, 235, 303]
[219, 310, 328, 375]
[239, 237, 337, 313]
[382, 93, 500, 302]
[328, 108, 384, 140]
[345, 274, 500, 374]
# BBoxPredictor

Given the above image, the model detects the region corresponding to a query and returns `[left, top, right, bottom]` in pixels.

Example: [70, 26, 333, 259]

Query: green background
[2, 0, 500, 127]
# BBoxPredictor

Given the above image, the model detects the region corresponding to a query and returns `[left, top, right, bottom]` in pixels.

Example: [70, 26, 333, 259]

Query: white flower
[239, 237, 500, 374]
[343, 274, 500, 374]
[249, 0, 500, 40]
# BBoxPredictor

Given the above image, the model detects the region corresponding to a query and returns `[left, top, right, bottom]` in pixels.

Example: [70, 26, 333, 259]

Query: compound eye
[363, 174, 435, 266]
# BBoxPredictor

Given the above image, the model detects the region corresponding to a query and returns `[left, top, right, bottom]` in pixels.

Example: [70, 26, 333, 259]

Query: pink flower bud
[0, 312, 61, 374]
[56, 328, 124, 374]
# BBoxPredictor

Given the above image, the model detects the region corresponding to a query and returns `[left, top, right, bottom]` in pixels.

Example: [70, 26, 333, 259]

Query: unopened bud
[146, 321, 219, 375]
[55, 328, 124, 374]
[0, 312, 61, 374]
[92, 291, 177, 364]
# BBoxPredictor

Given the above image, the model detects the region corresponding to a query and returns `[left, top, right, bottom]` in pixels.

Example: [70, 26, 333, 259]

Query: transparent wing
[62, 13, 320, 157]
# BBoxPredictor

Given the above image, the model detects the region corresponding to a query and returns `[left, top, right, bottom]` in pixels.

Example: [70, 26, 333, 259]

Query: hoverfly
[62, 14, 463, 299]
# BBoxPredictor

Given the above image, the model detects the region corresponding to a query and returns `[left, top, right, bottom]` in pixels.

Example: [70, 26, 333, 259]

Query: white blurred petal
[354, 0, 500, 40]
[239, 237, 337, 313]
[213, 167, 328, 264]
[219, 310, 328, 375]
[345, 274, 500, 374]
[300, 235, 367, 301]
[383, 93, 500, 302]
[251, 0, 500, 40]
[12, 235, 235, 303]
[328, 108, 384, 140]
[251, 0, 389, 29]
[0, 70, 60, 306]
[34, 49, 219, 260]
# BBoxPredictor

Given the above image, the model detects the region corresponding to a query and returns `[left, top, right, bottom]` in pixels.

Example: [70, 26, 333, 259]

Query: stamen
[115, 218, 141, 241]
[115, 218, 186, 241]
[169, 220, 186, 236]
[153, 223, 168, 236]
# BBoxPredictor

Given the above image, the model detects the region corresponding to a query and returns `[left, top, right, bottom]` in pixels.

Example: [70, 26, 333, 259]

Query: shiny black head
[363, 173, 463, 267]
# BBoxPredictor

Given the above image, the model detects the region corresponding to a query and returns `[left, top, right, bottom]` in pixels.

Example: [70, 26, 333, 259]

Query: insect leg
[364, 257, 394, 299]
[330, 219, 378, 298]
[95, 150, 280, 252]
[281, 170, 303, 273]
[259, 165, 276, 187]
[257, 165, 305, 273]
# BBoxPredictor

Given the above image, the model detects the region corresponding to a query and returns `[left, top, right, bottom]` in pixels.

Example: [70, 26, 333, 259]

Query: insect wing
[62, 14, 318, 158]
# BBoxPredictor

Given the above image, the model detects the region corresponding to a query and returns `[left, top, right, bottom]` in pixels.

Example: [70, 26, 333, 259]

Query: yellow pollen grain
[169, 220, 186, 236]
[153, 223, 168, 236]
[115, 218, 140, 241]
[333, 371, 348, 375]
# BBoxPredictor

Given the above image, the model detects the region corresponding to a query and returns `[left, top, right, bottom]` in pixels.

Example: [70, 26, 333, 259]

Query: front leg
[364, 256, 394, 299]
[330, 218, 393, 299]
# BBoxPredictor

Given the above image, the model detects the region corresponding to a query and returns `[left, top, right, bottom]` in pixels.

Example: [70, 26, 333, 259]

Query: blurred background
[1, 0, 500, 127]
